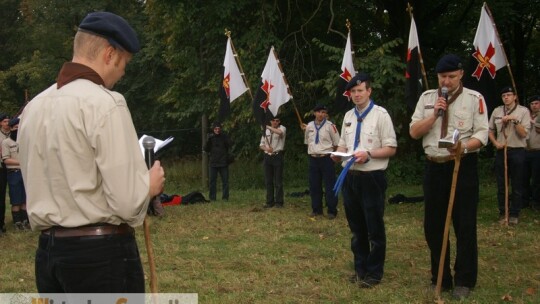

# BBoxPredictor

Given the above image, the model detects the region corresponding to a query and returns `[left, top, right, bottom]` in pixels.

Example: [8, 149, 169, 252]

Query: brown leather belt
[41, 223, 134, 237]
[426, 155, 455, 163]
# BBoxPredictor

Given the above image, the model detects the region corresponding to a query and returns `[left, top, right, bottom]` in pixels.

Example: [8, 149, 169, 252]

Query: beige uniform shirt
[1, 137, 19, 169]
[528, 114, 540, 149]
[489, 105, 531, 148]
[260, 125, 286, 153]
[0, 130, 8, 165]
[19, 79, 151, 231]
[338, 105, 397, 171]
[304, 120, 340, 155]
[410, 87, 489, 157]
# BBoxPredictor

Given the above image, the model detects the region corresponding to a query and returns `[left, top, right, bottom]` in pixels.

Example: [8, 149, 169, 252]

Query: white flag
[259, 47, 292, 116]
[471, 3, 507, 80]
[223, 37, 248, 102]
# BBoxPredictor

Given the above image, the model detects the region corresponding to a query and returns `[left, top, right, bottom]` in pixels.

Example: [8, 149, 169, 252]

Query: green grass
[0, 159, 539, 304]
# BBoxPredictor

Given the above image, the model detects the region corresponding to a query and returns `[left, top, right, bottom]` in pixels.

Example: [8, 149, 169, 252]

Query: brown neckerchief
[439, 84, 464, 138]
[57, 62, 105, 89]
[501, 102, 518, 138]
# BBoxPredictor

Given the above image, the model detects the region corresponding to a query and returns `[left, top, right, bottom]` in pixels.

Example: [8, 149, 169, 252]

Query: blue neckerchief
[314, 119, 326, 144]
[333, 100, 375, 197]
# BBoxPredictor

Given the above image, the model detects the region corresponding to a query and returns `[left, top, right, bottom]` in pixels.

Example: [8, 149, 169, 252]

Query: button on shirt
[410, 88, 489, 157]
[489, 105, 531, 148]
[304, 120, 340, 155]
[338, 105, 397, 171]
[260, 125, 286, 153]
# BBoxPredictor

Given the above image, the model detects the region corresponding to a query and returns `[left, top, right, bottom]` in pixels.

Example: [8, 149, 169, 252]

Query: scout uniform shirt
[260, 125, 286, 154]
[1, 137, 19, 170]
[338, 104, 397, 171]
[410, 87, 489, 157]
[528, 115, 540, 150]
[304, 119, 340, 155]
[489, 105, 531, 148]
[18, 79, 151, 231]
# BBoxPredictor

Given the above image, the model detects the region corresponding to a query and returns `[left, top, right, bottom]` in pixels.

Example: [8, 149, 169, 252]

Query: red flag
[335, 31, 356, 111]
[405, 17, 423, 111]
[252, 47, 292, 125]
[219, 37, 248, 121]
[471, 3, 507, 80]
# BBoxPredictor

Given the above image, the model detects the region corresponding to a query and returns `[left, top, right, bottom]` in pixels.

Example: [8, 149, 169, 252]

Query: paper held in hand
[139, 134, 174, 156]
[438, 129, 460, 148]
[330, 151, 354, 161]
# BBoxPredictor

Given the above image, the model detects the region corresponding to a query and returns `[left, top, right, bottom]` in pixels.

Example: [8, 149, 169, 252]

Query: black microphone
[142, 136, 156, 170]
[438, 86, 448, 117]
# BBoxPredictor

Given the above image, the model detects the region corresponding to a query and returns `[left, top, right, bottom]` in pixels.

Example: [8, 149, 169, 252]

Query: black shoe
[327, 213, 337, 220]
[263, 203, 274, 208]
[359, 276, 380, 288]
[274, 203, 284, 208]
[0, 225, 5, 233]
[309, 212, 323, 217]
[452, 286, 471, 300]
[349, 273, 366, 283]
[14, 222, 25, 231]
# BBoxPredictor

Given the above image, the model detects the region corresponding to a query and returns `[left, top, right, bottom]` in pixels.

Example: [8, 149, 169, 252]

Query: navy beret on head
[313, 104, 327, 112]
[528, 95, 540, 103]
[78, 11, 140, 53]
[345, 72, 370, 91]
[0, 113, 8, 121]
[500, 86, 514, 95]
[212, 121, 222, 128]
[435, 54, 463, 73]
[8, 117, 19, 127]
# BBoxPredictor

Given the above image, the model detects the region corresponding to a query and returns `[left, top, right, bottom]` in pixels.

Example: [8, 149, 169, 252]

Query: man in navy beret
[523, 95, 540, 211]
[18, 12, 165, 293]
[331, 72, 397, 288]
[410, 54, 489, 299]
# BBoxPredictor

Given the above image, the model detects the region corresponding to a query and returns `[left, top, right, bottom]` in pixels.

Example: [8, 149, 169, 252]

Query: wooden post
[202, 114, 209, 190]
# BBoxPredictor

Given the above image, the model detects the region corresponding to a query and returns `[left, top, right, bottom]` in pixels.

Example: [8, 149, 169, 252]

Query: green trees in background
[1, 0, 538, 159]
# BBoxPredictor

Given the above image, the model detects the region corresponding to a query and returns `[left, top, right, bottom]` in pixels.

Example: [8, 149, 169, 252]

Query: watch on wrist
[365, 151, 372, 163]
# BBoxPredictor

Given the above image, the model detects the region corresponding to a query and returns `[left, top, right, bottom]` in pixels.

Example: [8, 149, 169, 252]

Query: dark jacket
[204, 133, 231, 167]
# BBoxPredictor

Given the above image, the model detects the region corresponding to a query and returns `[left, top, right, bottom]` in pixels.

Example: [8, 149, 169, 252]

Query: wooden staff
[434, 142, 462, 300]
[503, 144, 509, 226]
[142, 137, 159, 295]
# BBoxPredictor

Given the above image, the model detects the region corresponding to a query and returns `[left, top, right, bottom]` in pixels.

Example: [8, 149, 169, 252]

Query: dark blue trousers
[424, 154, 478, 288]
[495, 148, 525, 216]
[523, 150, 540, 207]
[264, 153, 284, 205]
[0, 166, 6, 227]
[308, 155, 338, 215]
[342, 170, 387, 281]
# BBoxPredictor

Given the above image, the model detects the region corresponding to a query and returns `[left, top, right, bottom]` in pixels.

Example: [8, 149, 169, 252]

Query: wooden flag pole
[406, 3, 429, 90]
[225, 29, 253, 100]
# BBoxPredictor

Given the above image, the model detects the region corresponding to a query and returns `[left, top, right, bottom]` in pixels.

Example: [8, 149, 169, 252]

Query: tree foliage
[0, 0, 538, 159]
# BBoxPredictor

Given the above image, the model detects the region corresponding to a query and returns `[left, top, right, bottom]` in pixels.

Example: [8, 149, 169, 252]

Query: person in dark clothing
[204, 122, 232, 201]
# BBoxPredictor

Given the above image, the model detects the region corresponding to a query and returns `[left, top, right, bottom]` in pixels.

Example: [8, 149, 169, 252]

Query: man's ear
[103, 45, 116, 65]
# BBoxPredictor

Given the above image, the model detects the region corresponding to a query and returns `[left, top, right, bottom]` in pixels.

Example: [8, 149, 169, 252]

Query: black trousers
[423, 154, 478, 288]
[36, 232, 145, 293]
[263, 153, 284, 205]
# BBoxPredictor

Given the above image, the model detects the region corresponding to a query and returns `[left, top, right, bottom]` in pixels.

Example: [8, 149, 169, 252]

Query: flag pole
[483, 2, 517, 100]
[225, 29, 253, 100]
[406, 3, 429, 90]
[271, 47, 303, 127]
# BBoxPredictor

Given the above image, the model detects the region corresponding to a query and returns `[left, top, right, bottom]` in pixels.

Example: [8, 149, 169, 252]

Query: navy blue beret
[8, 117, 19, 127]
[500, 86, 515, 95]
[345, 72, 371, 91]
[79, 12, 140, 53]
[435, 54, 463, 73]
[313, 104, 327, 112]
[0, 113, 8, 121]
[212, 121, 222, 128]
[528, 95, 540, 103]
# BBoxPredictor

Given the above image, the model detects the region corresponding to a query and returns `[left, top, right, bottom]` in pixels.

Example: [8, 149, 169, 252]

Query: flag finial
[345, 19, 351, 32]
[406, 3, 414, 16]
[224, 29, 231, 37]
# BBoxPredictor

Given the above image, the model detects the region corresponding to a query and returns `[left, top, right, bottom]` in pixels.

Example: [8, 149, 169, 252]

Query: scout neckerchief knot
[315, 118, 326, 144]
[333, 100, 375, 197]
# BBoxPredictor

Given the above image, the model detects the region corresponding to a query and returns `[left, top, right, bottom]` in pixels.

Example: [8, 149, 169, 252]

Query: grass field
[0, 159, 539, 303]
